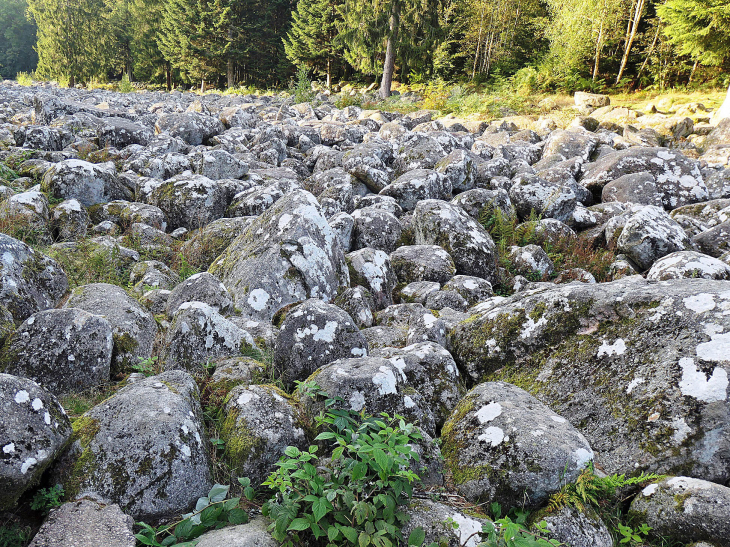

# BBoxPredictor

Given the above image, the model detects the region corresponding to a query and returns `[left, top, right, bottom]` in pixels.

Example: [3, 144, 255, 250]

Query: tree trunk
[637, 24, 660, 82]
[593, 21, 604, 82]
[69, 75, 75, 88]
[166, 64, 172, 91]
[327, 57, 331, 90]
[200, 79, 205, 93]
[227, 26, 235, 88]
[379, 3, 400, 99]
[616, 0, 645, 85]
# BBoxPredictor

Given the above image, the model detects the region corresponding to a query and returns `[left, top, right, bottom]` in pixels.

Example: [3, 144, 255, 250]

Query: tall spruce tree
[339, 0, 440, 98]
[27, 0, 112, 85]
[158, 0, 231, 90]
[284, 0, 343, 88]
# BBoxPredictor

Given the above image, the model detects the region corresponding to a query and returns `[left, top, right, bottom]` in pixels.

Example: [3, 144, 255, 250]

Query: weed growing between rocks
[0, 523, 31, 547]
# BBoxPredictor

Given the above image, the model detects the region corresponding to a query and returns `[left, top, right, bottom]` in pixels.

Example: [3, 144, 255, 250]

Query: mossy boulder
[57, 371, 212, 520]
[220, 384, 307, 487]
[0, 373, 72, 510]
[441, 381, 594, 509]
[449, 277, 730, 483]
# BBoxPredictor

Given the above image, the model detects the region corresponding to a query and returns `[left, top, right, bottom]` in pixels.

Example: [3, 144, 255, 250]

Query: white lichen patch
[450, 513, 484, 547]
[475, 402, 502, 424]
[642, 483, 658, 496]
[572, 447, 594, 468]
[478, 426, 505, 447]
[3, 443, 15, 454]
[671, 417, 692, 444]
[349, 391, 365, 411]
[247, 288, 270, 312]
[597, 338, 627, 358]
[20, 457, 37, 474]
[372, 366, 398, 395]
[627, 377, 645, 394]
[683, 293, 716, 314]
[550, 415, 566, 424]
[14, 390, 29, 404]
[696, 332, 730, 363]
[678, 357, 728, 403]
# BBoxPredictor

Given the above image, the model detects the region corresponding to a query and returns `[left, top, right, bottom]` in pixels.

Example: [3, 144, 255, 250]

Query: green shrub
[293, 66, 315, 104]
[30, 485, 65, 514]
[119, 74, 134, 93]
[15, 72, 33, 86]
[0, 524, 31, 547]
[262, 382, 426, 547]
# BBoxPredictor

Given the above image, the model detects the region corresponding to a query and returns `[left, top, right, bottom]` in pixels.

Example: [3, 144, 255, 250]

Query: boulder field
[1, 84, 729, 546]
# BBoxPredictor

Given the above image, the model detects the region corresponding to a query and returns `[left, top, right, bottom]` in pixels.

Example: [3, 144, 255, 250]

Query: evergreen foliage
[657, 0, 730, 65]
[0, 0, 38, 79]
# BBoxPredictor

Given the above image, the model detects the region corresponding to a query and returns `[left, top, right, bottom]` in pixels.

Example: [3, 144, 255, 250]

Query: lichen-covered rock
[441, 381, 594, 508]
[155, 112, 225, 145]
[273, 298, 368, 389]
[342, 142, 393, 192]
[195, 518, 277, 547]
[97, 117, 153, 149]
[162, 302, 255, 371]
[401, 500, 489, 547]
[351, 207, 403, 253]
[448, 277, 730, 483]
[130, 260, 178, 294]
[57, 371, 212, 520]
[369, 342, 463, 429]
[630, 477, 730, 546]
[580, 148, 708, 209]
[533, 505, 613, 547]
[194, 149, 249, 180]
[442, 275, 493, 306]
[51, 199, 89, 241]
[413, 199, 498, 283]
[28, 499, 135, 547]
[508, 174, 578, 223]
[424, 289, 468, 311]
[165, 272, 233, 317]
[601, 172, 664, 207]
[393, 134, 446, 175]
[145, 174, 242, 230]
[451, 188, 514, 220]
[346, 248, 397, 311]
[0, 190, 52, 244]
[507, 244, 555, 278]
[399, 281, 441, 304]
[221, 384, 307, 487]
[334, 286, 375, 328]
[541, 129, 599, 162]
[377, 303, 447, 348]
[435, 149, 478, 193]
[0, 234, 68, 324]
[647, 251, 730, 281]
[228, 178, 300, 218]
[616, 205, 692, 271]
[0, 373, 72, 510]
[380, 169, 450, 212]
[692, 220, 730, 258]
[64, 283, 156, 375]
[390, 245, 456, 285]
[1, 308, 112, 395]
[42, 160, 131, 207]
[299, 355, 437, 436]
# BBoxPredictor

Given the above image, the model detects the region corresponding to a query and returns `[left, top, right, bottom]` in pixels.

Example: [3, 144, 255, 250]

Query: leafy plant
[261, 382, 425, 547]
[119, 73, 134, 93]
[135, 480, 255, 546]
[15, 72, 33, 86]
[476, 503, 560, 547]
[30, 485, 65, 514]
[133, 356, 159, 376]
[0, 524, 31, 547]
[547, 463, 664, 514]
[293, 65, 315, 104]
[617, 523, 652, 545]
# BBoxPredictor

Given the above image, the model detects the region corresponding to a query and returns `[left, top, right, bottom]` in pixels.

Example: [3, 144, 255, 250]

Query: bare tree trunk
[637, 24, 660, 82]
[227, 26, 235, 88]
[327, 57, 331, 90]
[379, 3, 400, 99]
[688, 59, 699, 84]
[472, 1, 486, 80]
[166, 63, 172, 91]
[593, 20, 604, 81]
[616, 0, 645, 85]
[200, 79, 205, 93]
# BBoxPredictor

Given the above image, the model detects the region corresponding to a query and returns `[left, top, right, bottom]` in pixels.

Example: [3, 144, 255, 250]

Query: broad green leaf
[208, 484, 229, 503]
[228, 508, 248, 524]
[328, 525, 340, 542]
[133, 535, 157, 546]
[284, 446, 302, 458]
[408, 527, 426, 546]
[174, 519, 194, 539]
[339, 525, 358, 542]
[312, 497, 333, 522]
[288, 518, 311, 531]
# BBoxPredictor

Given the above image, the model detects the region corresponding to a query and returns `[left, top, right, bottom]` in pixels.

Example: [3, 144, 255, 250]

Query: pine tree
[284, 0, 343, 88]
[338, 0, 440, 98]
[657, 0, 730, 65]
[27, 0, 112, 86]
[158, 0, 231, 90]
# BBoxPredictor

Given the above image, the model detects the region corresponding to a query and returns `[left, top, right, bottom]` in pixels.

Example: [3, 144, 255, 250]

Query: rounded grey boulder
[442, 381, 594, 508]
[165, 272, 233, 317]
[58, 371, 212, 520]
[274, 299, 368, 389]
[0, 373, 72, 510]
[630, 476, 730, 546]
[390, 245, 456, 285]
[2, 308, 113, 395]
